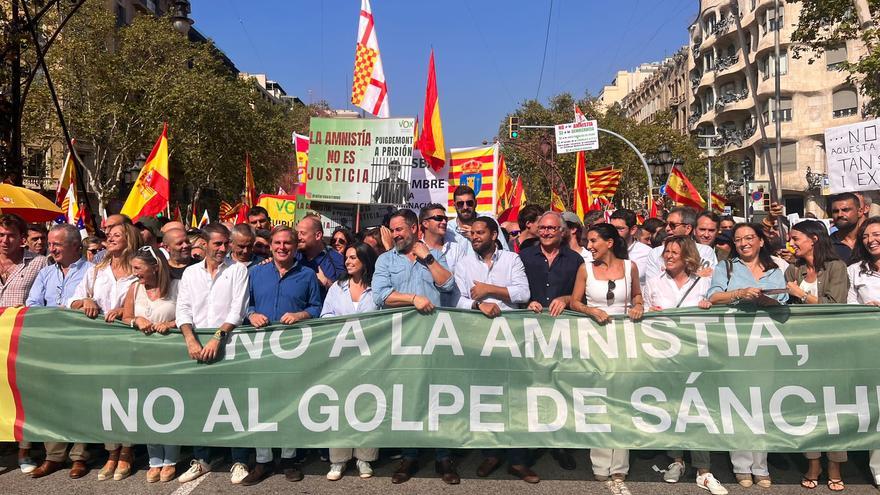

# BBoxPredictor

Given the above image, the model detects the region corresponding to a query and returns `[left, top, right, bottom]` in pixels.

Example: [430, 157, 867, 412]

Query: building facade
[597, 63, 662, 111]
[619, 47, 692, 135]
[687, 0, 867, 215]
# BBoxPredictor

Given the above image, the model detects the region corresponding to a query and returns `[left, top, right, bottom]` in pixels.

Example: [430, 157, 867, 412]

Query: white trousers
[730, 451, 769, 476]
[590, 448, 630, 477]
[329, 448, 378, 464]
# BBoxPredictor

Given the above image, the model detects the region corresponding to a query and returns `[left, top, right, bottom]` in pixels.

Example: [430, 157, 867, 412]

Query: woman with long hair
[119, 246, 179, 483]
[847, 216, 880, 488]
[570, 223, 642, 493]
[645, 236, 725, 492]
[331, 227, 355, 256]
[784, 220, 849, 491]
[320, 242, 379, 480]
[68, 222, 143, 481]
[707, 223, 787, 488]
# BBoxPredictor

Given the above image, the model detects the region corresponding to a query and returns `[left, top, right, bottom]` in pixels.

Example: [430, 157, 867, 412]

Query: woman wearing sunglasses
[119, 246, 180, 483]
[570, 223, 643, 493]
[68, 222, 143, 481]
[644, 236, 725, 493]
[331, 227, 355, 256]
[707, 223, 787, 489]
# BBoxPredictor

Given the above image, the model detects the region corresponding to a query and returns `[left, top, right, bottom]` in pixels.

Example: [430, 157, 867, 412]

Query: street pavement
[0, 447, 878, 494]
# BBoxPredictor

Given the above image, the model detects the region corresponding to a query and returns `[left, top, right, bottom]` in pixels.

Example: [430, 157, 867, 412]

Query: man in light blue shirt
[25, 223, 92, 479]
[27, 224, 92, 308]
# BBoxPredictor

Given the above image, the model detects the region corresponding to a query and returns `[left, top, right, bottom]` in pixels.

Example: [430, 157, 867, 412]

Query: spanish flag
[710, 192, 726, 213]
[573, 151, 590, 219]
[665, 164, 705, 210]
[416, 49, 446, 172]
[550, 189, 566, 212]
[121, 123, 170, 222]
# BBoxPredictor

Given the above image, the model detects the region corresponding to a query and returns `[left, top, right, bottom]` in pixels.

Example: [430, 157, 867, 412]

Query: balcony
[687, 111, 703, 128]
[692, 42, 702, 59]
[670, 94, 685, 107]
[713, 54, 739, 74]
[22, 176, 59, 191]
[719, 125, 756, 149]
[710, 15, 732, 37]
[714, 89, 749, 112]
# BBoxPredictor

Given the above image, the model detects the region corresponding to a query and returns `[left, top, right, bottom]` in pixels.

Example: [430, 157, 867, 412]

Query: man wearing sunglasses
[447, 185, 510, 250]
[644, 207, 718, 282]
[25, 223, 92, 479]
[419, 203, 466, 306]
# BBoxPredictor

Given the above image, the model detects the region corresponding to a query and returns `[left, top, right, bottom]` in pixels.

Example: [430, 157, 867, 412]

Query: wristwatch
[420, 253, 436, 265]
[471, 300, 480, 310]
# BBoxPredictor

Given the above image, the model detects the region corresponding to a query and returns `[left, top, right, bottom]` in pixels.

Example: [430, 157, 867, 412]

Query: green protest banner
[3, 305, 880, 451]
[306, 117, 416, 205]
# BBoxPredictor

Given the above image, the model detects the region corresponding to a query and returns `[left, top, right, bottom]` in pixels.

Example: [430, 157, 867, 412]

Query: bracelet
[212, 329, 227, 341]
[130, 318, 136, 329]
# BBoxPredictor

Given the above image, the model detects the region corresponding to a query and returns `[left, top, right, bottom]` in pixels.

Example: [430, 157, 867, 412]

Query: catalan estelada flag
[666, 164, 705, 210]
[121, 123, 170, 222]
[416, 49, 446, 172]
[448, 144, 497, 215]
[573, 151, 590, 219]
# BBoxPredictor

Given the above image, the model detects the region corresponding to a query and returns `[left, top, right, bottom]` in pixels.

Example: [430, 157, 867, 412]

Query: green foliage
[21, 0, 310, 208]
[790, 0, 880, 116]
[498, 93, 708, 210]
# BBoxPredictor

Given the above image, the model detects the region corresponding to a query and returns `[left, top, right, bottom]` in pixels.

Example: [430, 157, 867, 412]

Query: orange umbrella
[0, 184, 64, 222]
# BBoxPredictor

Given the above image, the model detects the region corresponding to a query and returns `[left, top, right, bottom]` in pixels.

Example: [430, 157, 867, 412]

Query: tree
[21, 0, 308, 211]
[790, 0, 879, 115]
[498, 93, 709, 210]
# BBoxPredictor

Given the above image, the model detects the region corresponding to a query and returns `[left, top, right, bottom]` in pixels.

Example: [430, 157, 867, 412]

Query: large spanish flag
[573, 151, 590, 219]
[121, 123, 170, 222]
[448, 144, 496, 215]
[666, 164, 705, 210]
[710, 192, 726, 213]
[416, 49, 446, 172]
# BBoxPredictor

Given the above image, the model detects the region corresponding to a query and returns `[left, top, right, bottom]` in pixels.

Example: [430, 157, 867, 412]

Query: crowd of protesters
[1, 187, 877, 493]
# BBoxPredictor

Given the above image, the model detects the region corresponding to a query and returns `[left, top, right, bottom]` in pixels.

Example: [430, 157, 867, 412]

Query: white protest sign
[825, 118, 880, 193]
[555, 119, 599, 153]
[406, 150, 449, 211]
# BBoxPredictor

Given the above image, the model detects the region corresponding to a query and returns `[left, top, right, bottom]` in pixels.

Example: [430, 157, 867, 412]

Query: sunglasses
[332, 237, 348, 244]
[86, 248, 100, 254]
[139, 245, 160, 262]
[606, 279, 616, 306]
[425, 215, 448, 222]
[667, 221, 686, 230]
[455, 200, 475, 208]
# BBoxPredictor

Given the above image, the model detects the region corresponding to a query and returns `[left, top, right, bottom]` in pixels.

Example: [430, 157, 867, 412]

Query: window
[826, 45, 848, 70]
[762, 97, 793, 123]
[760, 50, 788, 80]
[721, 82, 737, 96]
[704, 52, 715, 72]
[703, 91, 715, 113]
[762, 7, 784, 35]
[750, 0, 757, 11]
[766, 142, 798, 172]
[704, 12, 717, 34]
[832, 88, 858, 118]
[25, 149, 47, 177]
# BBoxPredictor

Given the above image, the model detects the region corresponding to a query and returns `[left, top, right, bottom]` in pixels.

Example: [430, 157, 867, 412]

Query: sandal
[827, 478, 845, 492]
[800, 477, 818, 489]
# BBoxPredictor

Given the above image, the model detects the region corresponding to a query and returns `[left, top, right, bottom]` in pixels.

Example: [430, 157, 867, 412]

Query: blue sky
[190, 0, 698, 146]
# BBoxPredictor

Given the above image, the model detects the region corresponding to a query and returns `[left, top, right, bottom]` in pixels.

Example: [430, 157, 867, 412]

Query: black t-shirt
[520, 244, 585, 306]
[169, 259, 198, 280]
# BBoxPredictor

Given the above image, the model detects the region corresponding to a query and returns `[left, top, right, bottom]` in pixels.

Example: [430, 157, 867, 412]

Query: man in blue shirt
[371, 209, 458, 484]
[294, 215, 344, 301]
[26, 223, 92, 479]
[243, 225, 321, 485]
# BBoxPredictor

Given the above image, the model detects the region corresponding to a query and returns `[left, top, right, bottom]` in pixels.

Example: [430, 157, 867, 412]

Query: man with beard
[609, 209, 652, 287]
[372, 209, 457, 485]
[295, 215, 344, 300]
[447, 184, 510, 249]
[830, 192, 863, 263]
[453, 217, 536, 483]
[161, 228, 196, 280]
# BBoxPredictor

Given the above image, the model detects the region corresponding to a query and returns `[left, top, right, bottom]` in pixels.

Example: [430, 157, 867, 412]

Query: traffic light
[508, 116, 520, 139]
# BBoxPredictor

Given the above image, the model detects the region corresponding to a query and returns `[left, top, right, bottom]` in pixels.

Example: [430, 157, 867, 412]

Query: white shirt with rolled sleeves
[643, 272, 711, 309]
[67, 264, 137, 312]
[644, 242, 718, 283]
[454, 249, 530, 310]
[176, 258, 249, 329]
[847, 263, 880, 304]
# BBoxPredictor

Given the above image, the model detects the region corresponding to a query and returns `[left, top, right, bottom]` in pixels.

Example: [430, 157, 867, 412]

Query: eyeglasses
[606, 280, 616, 306]
[86, 248, 100, 254]
[734, 234, 758, 244]
[455, 200, 475, 208]
[332, 237, 348, 245]
[537, 225, 559, 232]
[425, 215, 448, 222]
[667, 221, 686, 230]
[139, 245, 160, 261]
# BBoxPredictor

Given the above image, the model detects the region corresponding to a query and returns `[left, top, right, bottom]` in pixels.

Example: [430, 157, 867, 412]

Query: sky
[189, 0, 698, 147]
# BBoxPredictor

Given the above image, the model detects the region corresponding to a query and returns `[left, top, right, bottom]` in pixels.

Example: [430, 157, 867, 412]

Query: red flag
[665, 165, 705, 210]
[416, 49, 446, 172]
[497, 177, 526, 224]
[244, 153, 256, 208]
[573, 151, 590, 219]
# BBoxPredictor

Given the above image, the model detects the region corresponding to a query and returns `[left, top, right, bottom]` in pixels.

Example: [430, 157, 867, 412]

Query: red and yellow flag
[587, 167, 622, 199]
[710, 192, 726, 213]
[294, 132, 309, 196]
[573, 151, 590, 219]
[550, 189, 566, 212]
[666, 165, 705, 210]
[498, 177, 526, 224]
[55, 140, 76, 206]
[448, 145, 496, 215]
[416, 49, 446, 172]
[244, 153, 256, 208]
[494, 152, 514, 217]
[121, 123, 170, 222]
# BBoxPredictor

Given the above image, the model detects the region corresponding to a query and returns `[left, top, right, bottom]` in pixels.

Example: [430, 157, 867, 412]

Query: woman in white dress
[320, 243, 379, 481]
[570, 223, 643, 495]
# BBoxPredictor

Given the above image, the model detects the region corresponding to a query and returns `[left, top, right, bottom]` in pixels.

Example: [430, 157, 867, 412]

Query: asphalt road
[0, 447, 878, 494]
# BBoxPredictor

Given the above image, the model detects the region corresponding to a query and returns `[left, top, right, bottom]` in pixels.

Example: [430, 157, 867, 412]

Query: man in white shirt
[609, 209, 652, 287]
[644, 207, 718, 282]
[175, 223, 251, 485]
[454, 217, 537, 483]
[421, 203, 467, 307]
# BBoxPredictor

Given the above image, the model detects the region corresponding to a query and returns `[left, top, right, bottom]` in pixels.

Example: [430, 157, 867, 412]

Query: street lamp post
[170, 0, 194, 36]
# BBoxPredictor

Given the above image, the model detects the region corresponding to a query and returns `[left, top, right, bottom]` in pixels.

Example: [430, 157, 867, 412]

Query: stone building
[619, 47, 692, 135]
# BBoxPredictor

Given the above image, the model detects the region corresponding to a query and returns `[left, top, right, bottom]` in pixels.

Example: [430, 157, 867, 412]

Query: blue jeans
[482, 448, 529, 465]
[402, 448, 451, 462]
[192, 447, 250, 465]
[148, 444, 180, 467]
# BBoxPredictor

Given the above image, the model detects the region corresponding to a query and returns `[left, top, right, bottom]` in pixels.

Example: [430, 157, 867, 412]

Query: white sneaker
[178, 459, 210, 483]
[606, 478, 631, 495]
[230, 462, 249, 484]
[875, 473, 880, 486]
[327, 462, 345, 481]
[664, 461, 685, 483]
[356, 459, 373, 478]
[696, 472, 729, 495]
[19, 458, 36, 474]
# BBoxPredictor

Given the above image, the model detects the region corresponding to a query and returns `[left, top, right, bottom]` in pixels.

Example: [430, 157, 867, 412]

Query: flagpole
[355, 203, 361, 232]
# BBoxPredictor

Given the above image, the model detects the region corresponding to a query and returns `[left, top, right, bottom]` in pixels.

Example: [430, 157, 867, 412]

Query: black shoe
[435, 458, 460, 485]
[279, 458, 303, 482]
[240, 462, 272, 486]
[551, 449, 576, 470]
[392, 459, 419, 484]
